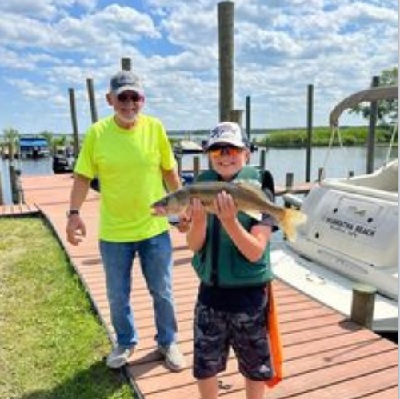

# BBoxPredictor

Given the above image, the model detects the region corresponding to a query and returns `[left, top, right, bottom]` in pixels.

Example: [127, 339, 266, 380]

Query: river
[0, 145, 397, 204]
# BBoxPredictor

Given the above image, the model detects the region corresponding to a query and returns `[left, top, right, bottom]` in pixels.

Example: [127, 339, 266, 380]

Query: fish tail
[279, 208, 307, 242]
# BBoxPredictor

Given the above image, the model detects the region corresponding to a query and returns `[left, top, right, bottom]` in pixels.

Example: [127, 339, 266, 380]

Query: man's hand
[66, 214, 87, 245]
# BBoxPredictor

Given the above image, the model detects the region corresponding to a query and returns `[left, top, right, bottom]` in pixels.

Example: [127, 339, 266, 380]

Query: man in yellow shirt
[66, 70, 187, 371]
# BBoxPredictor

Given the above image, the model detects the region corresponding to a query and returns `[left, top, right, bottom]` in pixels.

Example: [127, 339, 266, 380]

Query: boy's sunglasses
[208, 146, 243, 158]
[117, 92, 144, 103]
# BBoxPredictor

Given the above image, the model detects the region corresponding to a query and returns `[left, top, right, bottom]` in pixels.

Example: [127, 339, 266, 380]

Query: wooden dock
[1, 202, 39, 217]
[3, 173, 397, 399]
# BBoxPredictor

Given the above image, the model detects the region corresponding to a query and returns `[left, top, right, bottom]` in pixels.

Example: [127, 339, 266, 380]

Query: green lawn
[0, 217, 135, 399]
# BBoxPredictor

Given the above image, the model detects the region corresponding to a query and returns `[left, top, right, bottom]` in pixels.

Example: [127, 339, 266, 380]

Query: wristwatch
[66, 209, 80, 218]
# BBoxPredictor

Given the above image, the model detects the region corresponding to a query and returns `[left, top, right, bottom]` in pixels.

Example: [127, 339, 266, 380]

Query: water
[0, 145, 397, 204]
[179, 145, 397, 185]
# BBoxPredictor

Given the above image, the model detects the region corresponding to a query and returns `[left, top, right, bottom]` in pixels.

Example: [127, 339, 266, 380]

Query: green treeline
[258, 126, 396, 148]
[169, 126, 397, 148]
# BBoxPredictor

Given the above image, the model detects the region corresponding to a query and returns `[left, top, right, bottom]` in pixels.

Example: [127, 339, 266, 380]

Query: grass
[0, 217, 135, 399]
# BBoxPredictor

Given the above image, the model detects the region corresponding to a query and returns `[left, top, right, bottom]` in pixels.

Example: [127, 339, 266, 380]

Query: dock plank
[0, 202, 40, 217]
[19, 174, 398, 399]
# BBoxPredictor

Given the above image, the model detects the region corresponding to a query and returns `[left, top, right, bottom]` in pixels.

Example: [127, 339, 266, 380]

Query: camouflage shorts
[193, 302, 273, 381]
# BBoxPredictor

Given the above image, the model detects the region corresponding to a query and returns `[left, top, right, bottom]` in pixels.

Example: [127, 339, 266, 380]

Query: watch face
[67, 210, 79, 217]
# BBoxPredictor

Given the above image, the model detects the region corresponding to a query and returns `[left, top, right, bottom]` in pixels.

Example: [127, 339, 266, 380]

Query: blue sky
[0, 0, 398, 135]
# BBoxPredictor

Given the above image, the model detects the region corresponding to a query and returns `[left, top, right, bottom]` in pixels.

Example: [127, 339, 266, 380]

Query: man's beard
[116, 112, 138, 124]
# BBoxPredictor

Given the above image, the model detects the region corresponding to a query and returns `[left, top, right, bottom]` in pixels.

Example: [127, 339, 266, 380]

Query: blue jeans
[99, 231, 177, 349]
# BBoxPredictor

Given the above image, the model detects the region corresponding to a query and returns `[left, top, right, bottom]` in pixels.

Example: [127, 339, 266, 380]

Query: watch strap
[67, 209, 80, 217]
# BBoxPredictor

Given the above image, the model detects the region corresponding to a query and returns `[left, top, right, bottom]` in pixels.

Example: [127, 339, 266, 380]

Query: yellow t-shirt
[74, 114, 175, 241]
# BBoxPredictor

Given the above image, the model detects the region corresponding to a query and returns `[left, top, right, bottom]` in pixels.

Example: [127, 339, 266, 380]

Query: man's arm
[161, 167, 192, 233]
[161, 167, 182, 192]
[69, 173, 91, 210]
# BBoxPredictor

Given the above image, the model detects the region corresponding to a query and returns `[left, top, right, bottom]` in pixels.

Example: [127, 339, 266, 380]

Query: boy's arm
[221, 217, 272, 263]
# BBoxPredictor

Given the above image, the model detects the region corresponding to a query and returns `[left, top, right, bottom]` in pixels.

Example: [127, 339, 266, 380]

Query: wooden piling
[121, 58, 131, 71]
[366, 76, 379, 173]
[245, 96, 251, 142]
[0, 168, 3, 205]
[350, 283, 376, 329]
[283, 172, 295, 210]
[193, 156, 200, 180]
[259, 149, 266, 171]
[306, 84, 314, 182]
[86, 78, 98, 123]
[229, 109, 243, 126]
[68, 88, 80, 157]
[285, 172, 294, 191]
[176, 154, 182, 176]
[318, 167, 325, 181]
[8, 143, 20, 204]
[218, 1, 234, 122]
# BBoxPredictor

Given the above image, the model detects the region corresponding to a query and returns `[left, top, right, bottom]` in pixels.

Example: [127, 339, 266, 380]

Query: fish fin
[235, 179, 262, 189]
[235, 180, 267, 198]
[279, 208, 307, 242]
[242, 210, 263, 221]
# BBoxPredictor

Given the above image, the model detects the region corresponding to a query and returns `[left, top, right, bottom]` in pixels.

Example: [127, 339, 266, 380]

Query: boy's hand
[214, 191, 237, 224]
[189, 198, 207, 225]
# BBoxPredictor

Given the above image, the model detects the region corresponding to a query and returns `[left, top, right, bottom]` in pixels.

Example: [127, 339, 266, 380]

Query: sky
[0, 0, 398, 135]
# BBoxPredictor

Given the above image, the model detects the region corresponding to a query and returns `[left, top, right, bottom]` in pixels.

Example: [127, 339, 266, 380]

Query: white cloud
[0, 0, 397, 134]
[0, 0, 97, 20]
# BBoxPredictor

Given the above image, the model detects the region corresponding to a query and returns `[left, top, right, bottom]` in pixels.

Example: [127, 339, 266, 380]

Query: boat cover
[329, 86, 398, 127]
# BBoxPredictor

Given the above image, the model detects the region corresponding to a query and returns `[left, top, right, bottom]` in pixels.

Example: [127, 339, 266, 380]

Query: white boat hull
[274, 160, 398, 332]
[289, 161, 398, 302]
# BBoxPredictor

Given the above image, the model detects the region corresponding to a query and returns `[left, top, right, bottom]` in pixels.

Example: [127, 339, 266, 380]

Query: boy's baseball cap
[110, 71, 144, 96]
[205, 122, 248, 149]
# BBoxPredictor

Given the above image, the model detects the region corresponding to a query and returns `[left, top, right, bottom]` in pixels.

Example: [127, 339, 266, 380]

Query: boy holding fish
[178, 122, 277, 399]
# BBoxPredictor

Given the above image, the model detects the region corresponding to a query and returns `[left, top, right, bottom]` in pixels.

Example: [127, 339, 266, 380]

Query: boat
[174, 139, 204, 155]
[272, 85, 398, 333]
[52, 146, 74, 174]
[19, 136, 50, 159]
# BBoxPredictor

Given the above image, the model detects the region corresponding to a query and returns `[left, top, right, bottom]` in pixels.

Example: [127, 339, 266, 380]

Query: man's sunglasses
[208, 146, 243, 158]
[117, 92, 144, 103]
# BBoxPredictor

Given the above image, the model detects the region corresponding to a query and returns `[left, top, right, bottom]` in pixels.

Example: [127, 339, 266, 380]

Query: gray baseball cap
[109, 71, 144, 96]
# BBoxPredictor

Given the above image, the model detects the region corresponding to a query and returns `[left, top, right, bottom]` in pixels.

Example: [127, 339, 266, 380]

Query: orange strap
[265, 283, 284, 388]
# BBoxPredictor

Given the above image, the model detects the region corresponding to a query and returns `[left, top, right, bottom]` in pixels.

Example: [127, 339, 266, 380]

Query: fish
[151, 180, 307, 242]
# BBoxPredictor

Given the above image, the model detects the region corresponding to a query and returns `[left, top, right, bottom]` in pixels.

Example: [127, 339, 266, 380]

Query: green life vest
[192, 166, 273, 287]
